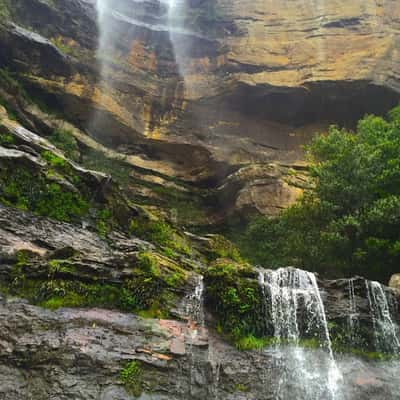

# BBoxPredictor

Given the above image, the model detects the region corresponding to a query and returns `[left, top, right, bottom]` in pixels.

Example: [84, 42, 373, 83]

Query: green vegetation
[48, 128, 80, 162]
[234, 383, 249, 393]
[41, 150, 67, 168]
[234, 335, 270, 351]
[129, 216, 191, 256]
[236, 106, 400, 282]
[204, 259, 263, 342]
[0, 165, 89, 222]
[0, 144, 134, 232]
[206, 235, 242, 262]
[95, 208, 114, 238]
[0, 131, 15, 146]
[0, 68, 29, 100]
[137, 252, 160, 276]
[0, 0, 11, 18]
[2, 248, 188, 319]
[82, 149, 131, 185]
[130, 218, 173, 246]
[120, 361, 142, 397]
[0, 68, 30, 120]
[50, 36, 76, 56]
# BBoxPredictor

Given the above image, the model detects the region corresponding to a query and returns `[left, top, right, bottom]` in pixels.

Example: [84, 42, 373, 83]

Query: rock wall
[1, 0, 400, 218]
[1, 289, 400, 399]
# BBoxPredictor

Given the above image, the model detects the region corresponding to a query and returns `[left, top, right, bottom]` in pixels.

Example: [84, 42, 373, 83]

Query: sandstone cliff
[1, 0, 399, 220]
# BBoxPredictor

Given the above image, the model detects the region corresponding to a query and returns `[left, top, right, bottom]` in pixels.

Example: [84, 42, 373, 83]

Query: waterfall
[366, 280, 400, 353]
[258, 267, 342, 400]
[184, 274, 205, 328]
[348, 278, 357, 330]
[95, 0, 113, 81]
[347, 278, 359, 344]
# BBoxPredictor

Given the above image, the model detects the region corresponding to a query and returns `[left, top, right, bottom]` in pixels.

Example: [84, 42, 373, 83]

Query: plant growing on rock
[204, 259, 264, 343]
[120, 360, 142, 397]
[47, 128, 80, 162]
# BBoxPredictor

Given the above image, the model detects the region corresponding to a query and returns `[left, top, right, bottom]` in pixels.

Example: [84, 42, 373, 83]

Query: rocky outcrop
[1, 292, 400, 400]
[2, 0, 399, 218]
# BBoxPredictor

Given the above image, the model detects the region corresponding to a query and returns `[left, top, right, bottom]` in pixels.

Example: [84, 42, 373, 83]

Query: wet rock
[389, 274, 400, 291]
[2, 0, 399, 220]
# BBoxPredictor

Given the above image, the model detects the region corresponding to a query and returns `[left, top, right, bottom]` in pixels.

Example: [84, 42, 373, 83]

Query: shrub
[235, 105, 400, 282]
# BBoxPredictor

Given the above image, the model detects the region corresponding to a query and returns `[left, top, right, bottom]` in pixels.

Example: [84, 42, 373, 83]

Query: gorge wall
[1, 0, 400, 221]
[1, 2, 400, 398]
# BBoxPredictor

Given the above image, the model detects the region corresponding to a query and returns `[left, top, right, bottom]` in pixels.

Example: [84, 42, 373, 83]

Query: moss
[207, 235, 242, 262]
[82, 149, 131, 185]
[341, 348, 399, 361]
[0, 131, 15, 146]
[204, 260, 263, 341]
[0, 68, 31, 103]
[234, 335, 270, 351]
[162, 247, 176, 259]
[130, 218, 173, 246]
[34, 182, 89, 222]
[95, 208, 114, 238]
[120, 360, 142, 397]
[137, 300, 167, 319]
[137, 252, 160, 277]
[50, 36, 77, 56]
[129, 216, 191, 257]
[0, 0, 11, 18]
[41, 150, 67, 168]
[10, 279, 139, 312]
[3, 248, 187, 318]
[47, 128, 80, 162]
[234, 383, 249, 392]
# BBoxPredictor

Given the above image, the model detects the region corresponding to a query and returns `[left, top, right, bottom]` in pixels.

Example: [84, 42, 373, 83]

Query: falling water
[183, 274, 205, 328]
[258, 267, 342, 400]
[347, 278, 359, 345]
[179, 274, 206, 397]
[348, 278, 357, 330]
[366, 281, 400, 353]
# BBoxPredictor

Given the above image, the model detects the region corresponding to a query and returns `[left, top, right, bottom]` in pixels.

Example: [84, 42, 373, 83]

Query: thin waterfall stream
[366, 281, 400, 354]
[348, 278, 358, 340]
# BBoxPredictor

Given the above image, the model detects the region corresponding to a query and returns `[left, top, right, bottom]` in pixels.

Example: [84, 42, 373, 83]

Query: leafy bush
[238, 105, 400, 282]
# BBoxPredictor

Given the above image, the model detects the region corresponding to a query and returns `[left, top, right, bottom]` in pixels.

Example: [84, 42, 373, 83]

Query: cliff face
[1, 0, 400, 219]
[2, 296, 400, 400]
[0, 198, 399, 399]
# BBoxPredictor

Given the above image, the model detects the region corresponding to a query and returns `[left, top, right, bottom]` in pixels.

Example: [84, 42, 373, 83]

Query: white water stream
[366, 280, 400, 354]
[259, 267, 342, 400]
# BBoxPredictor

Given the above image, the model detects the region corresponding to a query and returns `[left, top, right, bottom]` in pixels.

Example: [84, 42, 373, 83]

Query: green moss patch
[204, 259, 264, 342]
[2, 249, 188, 318]
[120, 360, 142, 397]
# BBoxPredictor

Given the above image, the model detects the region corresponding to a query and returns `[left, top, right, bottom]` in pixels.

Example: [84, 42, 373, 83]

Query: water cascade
[183, 274, 205, 328]
[178, 274, 207, 397]
[348, 278, 357, 330]
[258, 267, 342, 400]
[347, 278, 359, 344]
[366, 281, 400, 353]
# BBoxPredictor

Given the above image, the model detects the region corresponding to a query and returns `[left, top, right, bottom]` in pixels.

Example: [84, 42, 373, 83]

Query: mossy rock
[204, 259, 264, 341]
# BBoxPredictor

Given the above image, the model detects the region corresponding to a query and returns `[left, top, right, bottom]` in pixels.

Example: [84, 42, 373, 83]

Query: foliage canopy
[241, 106, 400, 282]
